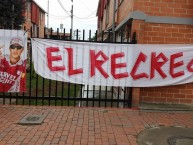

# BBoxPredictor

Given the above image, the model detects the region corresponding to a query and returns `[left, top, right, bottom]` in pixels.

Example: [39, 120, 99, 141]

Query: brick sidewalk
[0, 105, 193, 145]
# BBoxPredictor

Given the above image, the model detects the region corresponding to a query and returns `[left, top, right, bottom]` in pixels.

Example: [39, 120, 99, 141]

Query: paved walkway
[0, 105, 193, 145]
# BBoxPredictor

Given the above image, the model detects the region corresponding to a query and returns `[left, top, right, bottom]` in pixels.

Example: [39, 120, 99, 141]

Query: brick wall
[100, 0, 115, 32]
[97, 0, 193, 106]
[23, 2, 45, 38]
[117, 0, 134, 23]
[39, 13, 45, 38]
[142, 23, 193, 44]
[141, 84, 193, 104]
[134, 0, 193, 18]
[139, 23, 193, 104]
[123, 0, 193, 105]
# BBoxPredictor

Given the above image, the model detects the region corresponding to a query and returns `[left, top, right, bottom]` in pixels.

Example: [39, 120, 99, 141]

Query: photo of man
[0, 37, 26, 92]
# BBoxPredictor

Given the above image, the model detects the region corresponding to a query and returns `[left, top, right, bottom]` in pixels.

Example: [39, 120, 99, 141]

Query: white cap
[10, 37, 23, 47]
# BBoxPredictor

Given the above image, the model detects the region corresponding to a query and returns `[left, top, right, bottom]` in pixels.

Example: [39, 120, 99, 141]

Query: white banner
[31, 38, 193, 87]
[0, 30, 28, 92]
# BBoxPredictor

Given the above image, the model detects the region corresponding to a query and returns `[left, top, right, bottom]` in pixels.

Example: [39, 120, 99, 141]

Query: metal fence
[0, 27, 137, 108]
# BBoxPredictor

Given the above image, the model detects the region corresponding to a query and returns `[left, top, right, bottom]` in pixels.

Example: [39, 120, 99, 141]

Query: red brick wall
[128, 0, 193, 105]
[141, 84, 193, 104]
[117, 0, 134, 23]
[131, 20, 145, 44]
[131, 21, 193, 105]
[39, 11, 45, 38]
[142, 23, 193, 44]
[23, 1, 45, 38]
[99, 0, 115, 33]
[134, 0, 193, 18]
[140, 23, 193, 104]
[97, 0, 193, 105]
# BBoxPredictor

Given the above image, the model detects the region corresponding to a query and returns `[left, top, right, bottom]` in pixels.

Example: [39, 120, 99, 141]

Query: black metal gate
[0, 28, 136, 108]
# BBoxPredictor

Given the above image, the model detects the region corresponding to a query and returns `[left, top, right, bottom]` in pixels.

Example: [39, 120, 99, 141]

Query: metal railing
[0, 27, 136, 108]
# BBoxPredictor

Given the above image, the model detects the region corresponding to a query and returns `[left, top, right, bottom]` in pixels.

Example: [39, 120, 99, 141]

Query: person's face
[9, 44, 23, 60]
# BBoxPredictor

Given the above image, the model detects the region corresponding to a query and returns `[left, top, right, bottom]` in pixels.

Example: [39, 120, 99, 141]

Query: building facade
[97, 0, 193, 106]
[23, 0, 46, 38]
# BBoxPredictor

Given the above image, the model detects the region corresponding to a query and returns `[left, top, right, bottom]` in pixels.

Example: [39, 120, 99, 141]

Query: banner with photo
[0, 29, 28, 92]
[31, 38, 193, 87]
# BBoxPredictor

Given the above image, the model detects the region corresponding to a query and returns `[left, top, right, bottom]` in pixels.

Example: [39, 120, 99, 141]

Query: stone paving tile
[0, 105, 193, 145]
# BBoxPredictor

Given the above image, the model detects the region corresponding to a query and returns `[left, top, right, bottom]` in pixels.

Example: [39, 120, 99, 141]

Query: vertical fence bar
[37, 26, 39, 38]
[73, 29, 79, 106]
[86, 30, 93, 107]
[79, 29, 85, 107]
[76, 29, 78, 40]
[117, 87, 120, 108]
[67, 82, 70, 106]
[100, 30, 107, 107]
[87, 30, 94, 107]
[9, 92, 12, 105]
[80, 82, 83, 107]
[48, 28, 53, 106]
[3, 92, 5, 105]
[105, 86, 107, 107]
[9, 24, 13, 104]
[35, 27, 39, 105]
[67, 28, 72, 106]
[42, 78, 45, 106]
[128, 88, 132, 108]
[22, 36, 30, 105]
[124, 31, 129, 108]
[16, 92, 18, 105]
[1, 42, 5, 103]
[123, 87, 126, 108]
[83, 29, 85, 41]
[99, 87, 101, 107]
[107, 30, 113, 108]
[22, 35, 27, 103]
[63, 28, 66, 40]
[61, 82, 64, 106]
[92, 30, 98, 107]
[41, 72, 45, 106]
[35, 73, 39, 105]
[35, 30, 39, 105]
[29, 26, 33, 105]
[57, 28, 59, 40]
[54, 28, 60, 106]
[48, 80, 51, 106]
[50, 28, 53, 39]
[86, 85, 89, 107]
[127, 32, 136, 107]
[44, 27, 46, 38]
[82, 29, 88, 107]
[70, 29, 72, 40]
[61, 28, 66, 106]
[73, 75, 77, 105]
[115, 31, 124, 108]
[55, 81, 58, 106]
